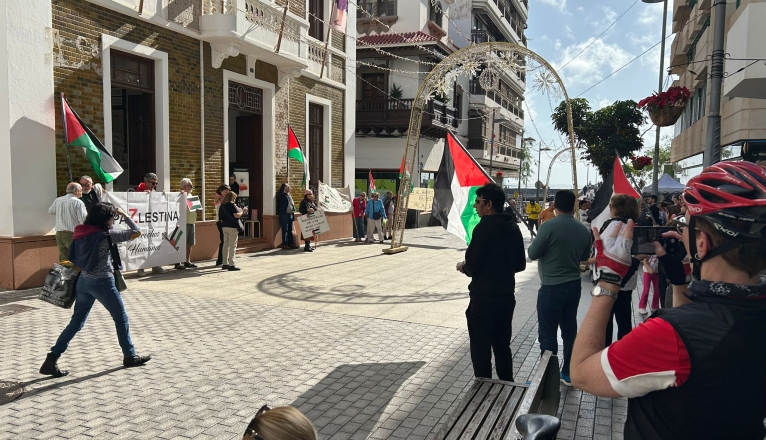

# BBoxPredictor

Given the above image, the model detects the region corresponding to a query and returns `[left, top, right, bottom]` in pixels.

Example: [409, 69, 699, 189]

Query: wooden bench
[430, 351, 561, 440]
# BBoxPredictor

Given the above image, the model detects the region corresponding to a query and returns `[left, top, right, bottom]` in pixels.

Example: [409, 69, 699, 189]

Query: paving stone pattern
[1, 227, 642, 440]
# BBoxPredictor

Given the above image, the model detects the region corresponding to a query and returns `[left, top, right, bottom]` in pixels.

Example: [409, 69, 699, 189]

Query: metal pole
[489, 109, 496, 177]
[536, 143, 541, 202]
[651, 0, 668, 196]
[704, 0, 726, 168]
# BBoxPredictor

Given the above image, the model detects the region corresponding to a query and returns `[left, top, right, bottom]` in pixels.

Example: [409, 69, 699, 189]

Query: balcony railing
[472, 30, 497, 44]
[469, 79, 525, 120]
[356, 98, 458, 135]
[200, 0, 305, 68]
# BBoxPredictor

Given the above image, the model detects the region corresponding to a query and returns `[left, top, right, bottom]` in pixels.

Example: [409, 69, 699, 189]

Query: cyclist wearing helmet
[569, 161, 766, 439]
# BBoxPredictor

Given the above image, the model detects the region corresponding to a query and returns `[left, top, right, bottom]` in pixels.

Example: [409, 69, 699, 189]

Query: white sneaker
[152, 267, 168, 274]
[639, 308, 648, 315]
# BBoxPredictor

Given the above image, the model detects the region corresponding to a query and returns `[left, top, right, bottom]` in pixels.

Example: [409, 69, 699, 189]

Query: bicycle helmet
[683, 161, 766, 243]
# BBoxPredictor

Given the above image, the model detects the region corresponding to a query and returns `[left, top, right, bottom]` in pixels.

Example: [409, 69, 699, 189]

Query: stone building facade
[0, 0, 356, 288]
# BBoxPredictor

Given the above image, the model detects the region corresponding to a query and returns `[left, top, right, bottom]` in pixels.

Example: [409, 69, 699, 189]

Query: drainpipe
[200, 41, 206, 221]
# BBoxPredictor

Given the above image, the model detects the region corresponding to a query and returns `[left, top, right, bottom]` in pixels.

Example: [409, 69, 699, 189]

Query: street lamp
[520, 137, 536, 198]
[642, 0, 668, 197]
[536, 145, 552, 202]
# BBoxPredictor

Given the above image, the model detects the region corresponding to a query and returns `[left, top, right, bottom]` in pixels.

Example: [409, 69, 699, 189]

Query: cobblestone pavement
[0, 227, 644, 439]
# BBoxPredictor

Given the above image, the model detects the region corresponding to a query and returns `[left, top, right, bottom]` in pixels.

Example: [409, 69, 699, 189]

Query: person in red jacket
[571, 161, 766, 439]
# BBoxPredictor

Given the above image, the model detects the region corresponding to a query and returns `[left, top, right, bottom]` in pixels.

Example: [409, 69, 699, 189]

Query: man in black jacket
[456, 183, 526, 381]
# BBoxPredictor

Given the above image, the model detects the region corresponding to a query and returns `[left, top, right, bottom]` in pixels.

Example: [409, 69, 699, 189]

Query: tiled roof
[358, 31, 439, 47]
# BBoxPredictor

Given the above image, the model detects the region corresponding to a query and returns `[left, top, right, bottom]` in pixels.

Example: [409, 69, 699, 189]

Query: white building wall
[0, 0, 57, 237]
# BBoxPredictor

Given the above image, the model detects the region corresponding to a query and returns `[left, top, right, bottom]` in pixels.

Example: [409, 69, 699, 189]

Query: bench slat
[488, 386, 525, 440]
[460, 382, 505, 439]
[431, 380, 483, 440]
[473, 384, 516, 440]
[504, 352, 558, 440]
[444, 381, 492, 440]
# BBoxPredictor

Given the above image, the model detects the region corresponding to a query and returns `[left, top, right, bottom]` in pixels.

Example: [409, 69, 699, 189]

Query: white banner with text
[297, 210, 331, 239]
[105, 192, 187, 270]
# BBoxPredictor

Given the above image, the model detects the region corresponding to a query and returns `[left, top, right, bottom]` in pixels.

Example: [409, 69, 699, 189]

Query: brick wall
[202, 48, 247, 219]
[53, 0, 201, 197]
[287, 77, 345, 195]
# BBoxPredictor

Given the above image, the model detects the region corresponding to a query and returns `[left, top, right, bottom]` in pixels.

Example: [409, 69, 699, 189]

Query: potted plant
[638, 86, 691, 127]
[389, 83, 403, 100]
[629, 154, 653, 171]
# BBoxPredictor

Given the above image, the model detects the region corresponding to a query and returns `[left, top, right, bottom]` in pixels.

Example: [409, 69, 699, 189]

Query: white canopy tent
[642, 173, 685, 194]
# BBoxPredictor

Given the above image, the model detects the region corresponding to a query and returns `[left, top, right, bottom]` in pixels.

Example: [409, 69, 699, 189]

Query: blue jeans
[51, 276, 136, 357]
[279, 214, 294, 246]
[353, 217, 366, 239]
[537, 279, 582, 376]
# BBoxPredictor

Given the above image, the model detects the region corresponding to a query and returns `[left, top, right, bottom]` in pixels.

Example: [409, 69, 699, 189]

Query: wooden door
[361, 73, 385, 100]
[309, 103, 324, 189]
[127, 93, 155, 185]
[236, 115, 263, 222]
[309, 0, 324, 40]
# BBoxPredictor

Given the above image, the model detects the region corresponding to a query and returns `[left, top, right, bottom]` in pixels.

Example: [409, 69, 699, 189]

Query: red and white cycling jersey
[601, 317, 691, 398]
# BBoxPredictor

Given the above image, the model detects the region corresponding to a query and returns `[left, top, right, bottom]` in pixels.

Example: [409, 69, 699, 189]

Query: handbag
[39, 263, 79, 308]
[106, 234, 127, 292]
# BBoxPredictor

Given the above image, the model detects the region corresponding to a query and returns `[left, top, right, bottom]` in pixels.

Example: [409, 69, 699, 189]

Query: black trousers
[215, 222, 224, 265]
[658, 263, 668, 308]
[605, 289, 633, 346]
[466, 298, 516, 381]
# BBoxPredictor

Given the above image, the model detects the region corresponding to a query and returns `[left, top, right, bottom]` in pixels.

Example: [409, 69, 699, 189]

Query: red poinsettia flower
[637, 86, 690, 113]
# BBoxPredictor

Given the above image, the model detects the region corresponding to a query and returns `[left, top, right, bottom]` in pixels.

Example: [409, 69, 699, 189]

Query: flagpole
[60, 93, 73, 183]
[286, 125, 290, 180]
[319, 0, 337, 79]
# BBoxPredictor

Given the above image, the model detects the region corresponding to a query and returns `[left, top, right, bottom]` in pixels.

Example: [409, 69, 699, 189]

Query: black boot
[123, 354, 152, 368]
[39, 353, 69, 377]
[304, 243, 313, 252]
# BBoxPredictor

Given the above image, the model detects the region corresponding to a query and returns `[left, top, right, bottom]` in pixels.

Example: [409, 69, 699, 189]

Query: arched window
[429, 1, 443, 27]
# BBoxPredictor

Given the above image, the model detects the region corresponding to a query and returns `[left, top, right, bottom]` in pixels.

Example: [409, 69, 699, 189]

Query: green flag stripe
[460, 186, 482, 244]
[288, 148, 304, 163]
[69, 133, 115, 184]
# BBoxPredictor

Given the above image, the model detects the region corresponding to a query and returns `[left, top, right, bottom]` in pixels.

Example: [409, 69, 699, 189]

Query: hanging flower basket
[629, 154, 652, 171]
[638, 86, 691, 127]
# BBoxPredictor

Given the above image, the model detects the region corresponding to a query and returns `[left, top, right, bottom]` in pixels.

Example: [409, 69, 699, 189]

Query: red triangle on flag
[62, 98, 86, 144]
[447, 132, 492, 187]
[612, 157, 641, 198]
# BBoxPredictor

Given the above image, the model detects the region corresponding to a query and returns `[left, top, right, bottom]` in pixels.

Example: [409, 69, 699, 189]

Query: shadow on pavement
[0, 289, 40, 306]
[292, 362, 425, 438]
[6, 366, 126, 403]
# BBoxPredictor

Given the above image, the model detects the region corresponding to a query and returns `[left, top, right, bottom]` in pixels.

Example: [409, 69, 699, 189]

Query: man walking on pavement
[352, 192, 366, 243]
[528, 190, 592, 386]
[526, 200, 541, 238]
[365, 192, 386, 243]
[456, 183, 526, 381]
[49, 182, 87, 262]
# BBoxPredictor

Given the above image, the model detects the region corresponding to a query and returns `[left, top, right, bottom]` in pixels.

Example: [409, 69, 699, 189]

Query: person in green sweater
[527, 190, 592, 386]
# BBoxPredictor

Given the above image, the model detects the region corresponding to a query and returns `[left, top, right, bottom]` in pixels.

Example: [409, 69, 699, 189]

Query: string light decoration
[386, 42, 580, 253]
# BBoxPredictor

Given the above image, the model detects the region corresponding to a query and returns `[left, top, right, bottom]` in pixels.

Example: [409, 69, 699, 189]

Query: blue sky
[518, 0, 674, 189]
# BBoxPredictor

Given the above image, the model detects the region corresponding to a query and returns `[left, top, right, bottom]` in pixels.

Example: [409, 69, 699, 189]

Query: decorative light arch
[385, 42, 579, 253]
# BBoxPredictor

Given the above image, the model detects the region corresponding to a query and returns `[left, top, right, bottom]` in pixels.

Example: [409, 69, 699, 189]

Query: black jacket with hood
[463, 213, 526, 299]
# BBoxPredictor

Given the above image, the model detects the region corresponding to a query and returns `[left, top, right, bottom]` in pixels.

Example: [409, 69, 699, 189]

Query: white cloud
[564, 25, 575, 40]
[594, 97, 612, 109]
[555, 39, 633, 86]
[539, 0, 569, 14]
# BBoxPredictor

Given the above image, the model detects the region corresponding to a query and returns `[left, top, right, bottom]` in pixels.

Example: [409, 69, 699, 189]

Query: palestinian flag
[368, 170, 376, 193]
[61, 94, 123, 183]
[587, 156, 641, 231]
[186, 195, 203, 212]
[288, 126, 310, 189]
[432, 132, 493, 244]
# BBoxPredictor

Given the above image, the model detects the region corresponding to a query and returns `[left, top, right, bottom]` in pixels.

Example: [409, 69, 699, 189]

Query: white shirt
[48, 194, 87, 232]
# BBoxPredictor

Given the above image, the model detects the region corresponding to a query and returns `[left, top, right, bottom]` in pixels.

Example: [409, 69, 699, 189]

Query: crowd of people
[458, 160, 766, 438]
[42, 160, 766, 438]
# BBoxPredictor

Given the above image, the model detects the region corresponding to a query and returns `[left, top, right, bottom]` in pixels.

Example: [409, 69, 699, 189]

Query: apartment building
[0, 0, 356, 288]
[670, 0, 766, 180]
[354, 0, 528, 193]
